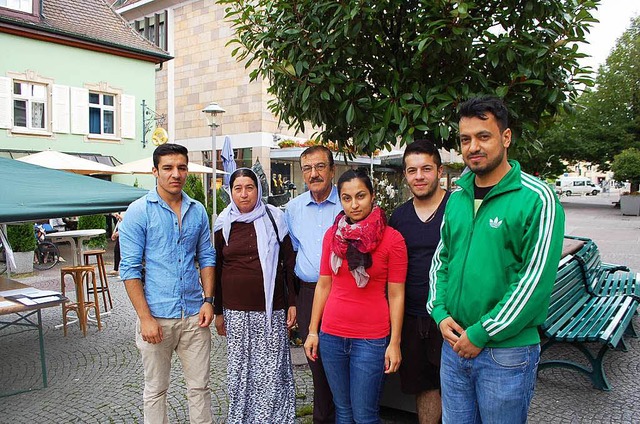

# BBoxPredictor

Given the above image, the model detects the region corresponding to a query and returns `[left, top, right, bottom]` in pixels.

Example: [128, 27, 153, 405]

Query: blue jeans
[319, 332, 388, 424]
[440, 342, 540, 424]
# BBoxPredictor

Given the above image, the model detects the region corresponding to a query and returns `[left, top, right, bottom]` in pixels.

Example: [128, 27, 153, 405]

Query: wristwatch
[203, 296, 214, 305]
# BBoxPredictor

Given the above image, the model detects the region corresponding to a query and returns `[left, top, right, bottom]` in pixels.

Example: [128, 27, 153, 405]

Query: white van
[556, 177, 602, 196]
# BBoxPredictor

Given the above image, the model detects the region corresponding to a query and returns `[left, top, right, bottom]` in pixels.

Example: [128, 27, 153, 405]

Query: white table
[45, 229, 106, 266]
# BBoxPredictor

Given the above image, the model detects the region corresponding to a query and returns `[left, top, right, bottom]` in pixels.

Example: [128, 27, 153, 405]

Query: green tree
[543, 15, 640, 170]
[184, 174, 207, 205]
[183, 174, 227, 221]
[219, 0, 597, 153]
[611, 148, 640, 192]
[508, 137, 568, 180]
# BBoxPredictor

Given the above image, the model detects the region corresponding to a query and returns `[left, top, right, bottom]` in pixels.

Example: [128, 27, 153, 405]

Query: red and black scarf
[328, 206, 386, 287]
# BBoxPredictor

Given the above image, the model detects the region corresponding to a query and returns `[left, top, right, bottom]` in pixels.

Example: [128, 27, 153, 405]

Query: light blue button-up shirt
[285, 186, 342, 283]
[119, 189, 216, 318]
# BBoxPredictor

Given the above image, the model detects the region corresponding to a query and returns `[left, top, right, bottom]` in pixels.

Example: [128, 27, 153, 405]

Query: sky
[579, 0, 640, 71]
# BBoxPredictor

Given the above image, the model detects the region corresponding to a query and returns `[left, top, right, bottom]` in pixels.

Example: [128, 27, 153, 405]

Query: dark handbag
[264, 207, 300, 300]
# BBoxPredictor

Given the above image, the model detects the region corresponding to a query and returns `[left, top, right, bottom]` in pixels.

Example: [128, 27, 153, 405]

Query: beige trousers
[136, 315, 212, 424]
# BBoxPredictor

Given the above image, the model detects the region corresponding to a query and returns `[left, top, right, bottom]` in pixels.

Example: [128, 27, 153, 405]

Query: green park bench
[538, 253, 639, 391]
[566, 235, 639, 298]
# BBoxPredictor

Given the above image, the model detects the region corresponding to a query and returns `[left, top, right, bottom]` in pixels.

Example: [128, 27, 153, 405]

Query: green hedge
[78, 215, 107, 249]
[7, 223, 36, 252]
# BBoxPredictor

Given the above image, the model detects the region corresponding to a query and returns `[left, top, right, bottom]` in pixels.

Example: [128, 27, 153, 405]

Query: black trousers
[297, 282, 336, 424]
[113, 239, 120, 271]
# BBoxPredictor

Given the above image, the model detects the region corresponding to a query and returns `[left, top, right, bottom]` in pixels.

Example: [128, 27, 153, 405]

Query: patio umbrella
[221, 135, 237, 187]
[113, 157, 226, 175]
[16, 150, 127, 175]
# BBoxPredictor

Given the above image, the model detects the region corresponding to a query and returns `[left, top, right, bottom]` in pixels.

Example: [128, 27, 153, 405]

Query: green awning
[0, 157, 148, 223]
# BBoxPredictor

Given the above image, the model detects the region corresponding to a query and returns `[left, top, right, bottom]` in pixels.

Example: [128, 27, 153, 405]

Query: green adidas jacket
[427, 160, 565, 348]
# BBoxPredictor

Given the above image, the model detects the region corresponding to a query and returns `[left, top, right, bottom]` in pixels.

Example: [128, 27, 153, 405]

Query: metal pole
[211, 123, 217, 235]
[370, 153, 374, 177]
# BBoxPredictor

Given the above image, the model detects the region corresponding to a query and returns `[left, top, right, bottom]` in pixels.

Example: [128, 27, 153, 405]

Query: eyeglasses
[301, 162, 329, 173]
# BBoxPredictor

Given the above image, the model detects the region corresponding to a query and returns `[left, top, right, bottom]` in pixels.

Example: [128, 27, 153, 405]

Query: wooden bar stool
[83, 249, 112, 312]
[60, 265, 102, 336]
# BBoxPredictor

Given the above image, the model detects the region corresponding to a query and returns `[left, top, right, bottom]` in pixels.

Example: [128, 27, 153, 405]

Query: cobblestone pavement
[1, 194, 639, 423]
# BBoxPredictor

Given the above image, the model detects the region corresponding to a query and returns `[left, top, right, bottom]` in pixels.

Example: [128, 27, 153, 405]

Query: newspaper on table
[0, 287, 66, 306]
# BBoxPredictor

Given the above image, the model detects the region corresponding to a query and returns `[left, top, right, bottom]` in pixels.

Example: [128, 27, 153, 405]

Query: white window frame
[0, 0, 33, 13]
[84, 81, 122, 142]
[89, 91, 117, 137]
[13, 80, 47, 131]
[3, 71, 54, 136]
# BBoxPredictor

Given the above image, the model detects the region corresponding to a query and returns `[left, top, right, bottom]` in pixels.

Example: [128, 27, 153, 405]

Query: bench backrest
[574, 240, 602, 281]
[545, 256, 589, 324]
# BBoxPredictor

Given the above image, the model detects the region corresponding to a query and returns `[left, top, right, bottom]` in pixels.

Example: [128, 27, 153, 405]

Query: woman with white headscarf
[213, 168, 297, 424]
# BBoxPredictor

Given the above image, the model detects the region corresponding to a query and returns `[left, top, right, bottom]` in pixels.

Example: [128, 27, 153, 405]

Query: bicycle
[0, 242, 6, 274]
[33, 225, 60, 271]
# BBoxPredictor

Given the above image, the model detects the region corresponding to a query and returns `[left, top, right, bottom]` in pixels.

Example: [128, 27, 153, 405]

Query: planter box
[620, 195, 640, 216]
[12, 251, 34, 274]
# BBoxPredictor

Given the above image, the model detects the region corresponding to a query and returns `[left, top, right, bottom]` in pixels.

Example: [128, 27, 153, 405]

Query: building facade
[116, 0, 316, 192]
[0, 0, 171, 188]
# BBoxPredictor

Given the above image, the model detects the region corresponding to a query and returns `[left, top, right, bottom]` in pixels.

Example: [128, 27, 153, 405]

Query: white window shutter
[52, 84, 70, 133]
[70, 87, 89, 135]
[0, 76, 11, 129]
[121, 94, 136, 139]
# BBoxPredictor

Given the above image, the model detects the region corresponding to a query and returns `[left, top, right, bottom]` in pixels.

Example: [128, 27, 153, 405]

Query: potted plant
[7, 222, 37, 274]
[612, 148, 640, 216]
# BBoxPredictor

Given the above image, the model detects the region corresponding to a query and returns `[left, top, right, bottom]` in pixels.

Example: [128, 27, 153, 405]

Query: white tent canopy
[113, 157, 226, 175]
[17, 150, 127, 175]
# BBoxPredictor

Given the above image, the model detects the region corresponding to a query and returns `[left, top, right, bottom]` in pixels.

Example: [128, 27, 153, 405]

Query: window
[134, 11, 168, 51]
[89, 92, 116, 136]
[0, 0, 33, 13]
[13, 81, 47, 130]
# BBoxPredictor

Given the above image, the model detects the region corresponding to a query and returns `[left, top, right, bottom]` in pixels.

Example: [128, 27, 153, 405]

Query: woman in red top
[304, 169, 407, 423]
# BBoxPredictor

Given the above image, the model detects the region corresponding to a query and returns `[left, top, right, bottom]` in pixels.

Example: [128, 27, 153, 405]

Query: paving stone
[1, 194, 638, 423]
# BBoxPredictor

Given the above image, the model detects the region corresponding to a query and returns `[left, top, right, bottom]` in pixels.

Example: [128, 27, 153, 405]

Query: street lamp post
[202, 102, 226, 235]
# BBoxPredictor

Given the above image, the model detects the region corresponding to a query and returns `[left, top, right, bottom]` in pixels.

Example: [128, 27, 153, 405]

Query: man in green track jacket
[427, 97, 564, 424]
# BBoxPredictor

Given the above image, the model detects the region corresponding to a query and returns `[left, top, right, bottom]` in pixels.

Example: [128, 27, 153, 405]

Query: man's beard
[465, 150, 505, 176]
[412, 181, 438, 201]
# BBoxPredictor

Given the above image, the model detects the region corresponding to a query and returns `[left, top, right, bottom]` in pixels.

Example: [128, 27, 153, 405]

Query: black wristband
[203, 296, 214, 304]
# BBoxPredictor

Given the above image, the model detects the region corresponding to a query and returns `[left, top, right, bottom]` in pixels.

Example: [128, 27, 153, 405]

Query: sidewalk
[0, 196, 638, 423]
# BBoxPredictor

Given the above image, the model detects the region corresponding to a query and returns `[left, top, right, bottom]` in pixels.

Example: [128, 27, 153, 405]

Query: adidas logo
[489, 217, 503, 229]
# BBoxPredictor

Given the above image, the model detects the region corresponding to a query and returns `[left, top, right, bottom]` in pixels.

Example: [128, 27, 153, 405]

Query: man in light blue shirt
[120, 143, 215, 424]
[285, 145, 342, 423]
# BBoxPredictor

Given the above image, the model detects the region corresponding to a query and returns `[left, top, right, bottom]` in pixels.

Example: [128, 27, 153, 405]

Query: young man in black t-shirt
[389, 139, 449, 424]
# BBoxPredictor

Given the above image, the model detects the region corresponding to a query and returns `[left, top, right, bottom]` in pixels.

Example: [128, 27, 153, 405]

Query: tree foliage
[612, 148, 640, 192]
[78, 215, 107, 249]
[542, 15, 640, 170]
[508, 136, 568, 180]
[219, 0, 597, 154]
[184, 174, 206, 205]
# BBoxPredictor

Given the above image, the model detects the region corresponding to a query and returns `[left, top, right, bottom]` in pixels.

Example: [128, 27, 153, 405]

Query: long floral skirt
[223, 308, 296, 424]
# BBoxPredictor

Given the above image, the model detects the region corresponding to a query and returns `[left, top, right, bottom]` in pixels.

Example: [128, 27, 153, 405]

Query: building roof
[112, 0, 147, 7]
[0, 0, 172, 63]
